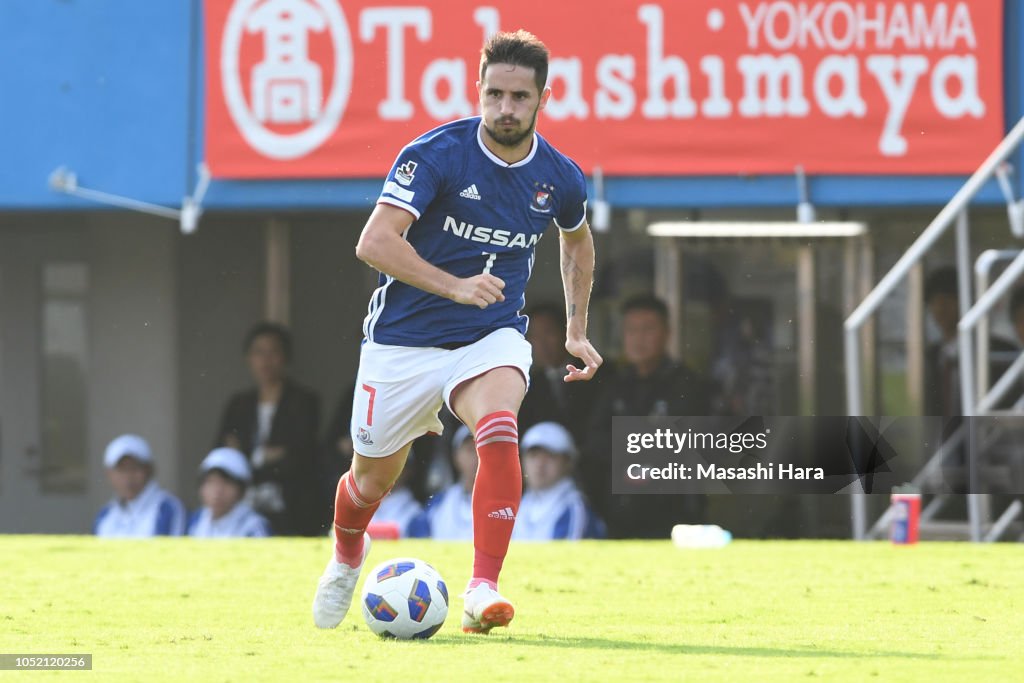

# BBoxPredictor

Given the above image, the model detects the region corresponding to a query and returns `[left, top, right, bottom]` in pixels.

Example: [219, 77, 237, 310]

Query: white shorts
[349, 327, 532, 457]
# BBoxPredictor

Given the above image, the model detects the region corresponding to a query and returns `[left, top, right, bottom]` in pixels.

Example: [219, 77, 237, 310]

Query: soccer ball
[360, 558, 449, 639]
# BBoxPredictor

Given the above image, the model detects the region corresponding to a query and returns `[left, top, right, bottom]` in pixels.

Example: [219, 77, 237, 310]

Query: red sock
[333, 471, 384, 568]
[470, 411, 522, 588]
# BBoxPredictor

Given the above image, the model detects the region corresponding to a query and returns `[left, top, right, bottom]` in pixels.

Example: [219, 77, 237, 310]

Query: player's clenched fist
[450, 274, 506, 309]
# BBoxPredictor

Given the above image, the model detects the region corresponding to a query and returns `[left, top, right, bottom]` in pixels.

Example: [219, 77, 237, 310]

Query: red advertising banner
[204, 0, 1004, 178]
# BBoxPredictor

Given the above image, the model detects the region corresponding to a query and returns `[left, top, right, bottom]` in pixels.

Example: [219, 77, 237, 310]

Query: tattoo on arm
[562, 233, 596, 333]
[562, 251, 584, 318]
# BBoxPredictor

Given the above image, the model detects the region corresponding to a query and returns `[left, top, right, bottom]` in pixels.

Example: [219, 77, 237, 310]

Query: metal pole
[955, 216, 983, 541]
[847, 236, 870, 540]
[64, 185, 183, 220]
[976, 258, 989, 402]
[958, 248, 1024, 542]
[797, 245, 816, 415]
[860, 235, 876, 415]
[846, 115, 1024, 333]
[974, 250, 1020, 404]
[846, 117, 1024, 541]
[978, 352, 1024, 412]
[983, 500, 1023, 542]
[653, 239, 683, 361]
[955, 210, 972, 321]
[959, 249, 1024, 412]
[906, 263, 925, 415]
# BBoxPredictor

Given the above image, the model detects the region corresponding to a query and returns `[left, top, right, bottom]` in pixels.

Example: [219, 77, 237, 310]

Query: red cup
[366, 521, 401, 540]
[890, 492, 921, 544]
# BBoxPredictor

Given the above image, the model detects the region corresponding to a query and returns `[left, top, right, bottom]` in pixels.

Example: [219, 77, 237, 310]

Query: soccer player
[313, 30, 601, 634]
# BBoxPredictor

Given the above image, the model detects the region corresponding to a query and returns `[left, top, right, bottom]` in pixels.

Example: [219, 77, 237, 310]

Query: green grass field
[1, 537, 1020, 682]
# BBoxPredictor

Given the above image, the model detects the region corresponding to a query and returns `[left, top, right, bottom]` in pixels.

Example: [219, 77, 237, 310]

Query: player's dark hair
[924, 266, 959, 304]
[622, 294, 669, 324]
[526, 301, 567, 329]
[480, 30, 549, 94]
[243, 321, 292, 361]
[1009, 284, 1024, 322]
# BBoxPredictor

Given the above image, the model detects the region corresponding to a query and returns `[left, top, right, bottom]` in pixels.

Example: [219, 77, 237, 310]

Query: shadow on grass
[432, 634, 973, 661]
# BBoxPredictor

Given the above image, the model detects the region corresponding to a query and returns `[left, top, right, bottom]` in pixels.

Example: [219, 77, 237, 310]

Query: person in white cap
[187, 448, 271, 538]
[416, 425, 476, 540]
[93, 434, 187, 537]
[512, 422, 604, 541]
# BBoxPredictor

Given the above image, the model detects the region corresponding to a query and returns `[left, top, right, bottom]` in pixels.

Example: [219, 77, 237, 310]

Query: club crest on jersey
[356, 427, 374, 446]
[531, 182, 555, 213]
[395, 160, 418, 187]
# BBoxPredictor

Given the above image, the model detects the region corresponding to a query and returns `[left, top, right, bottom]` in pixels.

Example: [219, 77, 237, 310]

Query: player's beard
[483, 104, 539, 148]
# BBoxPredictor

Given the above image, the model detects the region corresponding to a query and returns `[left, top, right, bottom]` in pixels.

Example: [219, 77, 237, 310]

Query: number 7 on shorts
[360, 383, 377, 426]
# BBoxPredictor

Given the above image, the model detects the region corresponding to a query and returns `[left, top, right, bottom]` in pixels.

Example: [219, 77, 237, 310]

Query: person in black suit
[216, 322, 321, 536]
[583, 295, 712, 538]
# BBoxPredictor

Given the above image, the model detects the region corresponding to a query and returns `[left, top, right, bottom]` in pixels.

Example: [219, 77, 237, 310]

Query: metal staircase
[844, 116, 1024, 542]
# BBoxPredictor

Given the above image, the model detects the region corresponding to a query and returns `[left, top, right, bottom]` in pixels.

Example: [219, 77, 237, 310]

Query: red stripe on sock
[471, 411, 521, 586]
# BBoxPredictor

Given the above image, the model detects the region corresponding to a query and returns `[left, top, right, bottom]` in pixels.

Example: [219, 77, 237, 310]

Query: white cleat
[461, 583, 515, 634]
[312, 534, 371, 629]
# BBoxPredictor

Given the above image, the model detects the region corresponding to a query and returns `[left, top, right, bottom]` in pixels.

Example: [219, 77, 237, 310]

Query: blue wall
[0, 0, 194, 209]
[2, 0, 1021, 212]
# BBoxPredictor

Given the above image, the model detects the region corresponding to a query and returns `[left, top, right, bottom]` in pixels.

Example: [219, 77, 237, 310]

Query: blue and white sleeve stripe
[552, 498, 588, 540]
[155, 497, 186, 536]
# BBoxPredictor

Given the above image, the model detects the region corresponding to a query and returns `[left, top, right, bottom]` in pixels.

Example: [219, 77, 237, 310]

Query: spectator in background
[924, 268, 1017, 418]
[513, 422, 604, 541]
[370, 462, 426, 538]
[518, 302, 598, 444]
[584, 295, 711, 538]
[924, 267, 963, 418]
[418, 425, 477, 540]
[94, 434, 186, 537]
[215, 322, 321, 536]
[187, 447, 270, 538]
[708, 293, 776, 416]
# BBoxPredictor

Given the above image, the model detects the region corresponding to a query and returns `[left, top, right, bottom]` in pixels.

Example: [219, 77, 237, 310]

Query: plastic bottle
[671, 524, 733, 549]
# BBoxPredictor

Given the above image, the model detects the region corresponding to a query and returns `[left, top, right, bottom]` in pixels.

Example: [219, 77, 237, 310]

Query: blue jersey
[364, 116, 587, 347]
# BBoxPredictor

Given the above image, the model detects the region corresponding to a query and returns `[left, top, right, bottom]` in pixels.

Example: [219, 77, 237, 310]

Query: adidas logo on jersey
[487, 507, 515, 520]
[459, 184, 482, 200]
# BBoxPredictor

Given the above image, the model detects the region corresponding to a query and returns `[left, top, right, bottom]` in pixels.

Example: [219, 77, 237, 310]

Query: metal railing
[975, 250, 1021, 393]
[844, 115, 1024, 540]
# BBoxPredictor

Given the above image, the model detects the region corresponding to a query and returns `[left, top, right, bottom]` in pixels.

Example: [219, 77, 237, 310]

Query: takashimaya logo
[221, 0, 353, 160]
